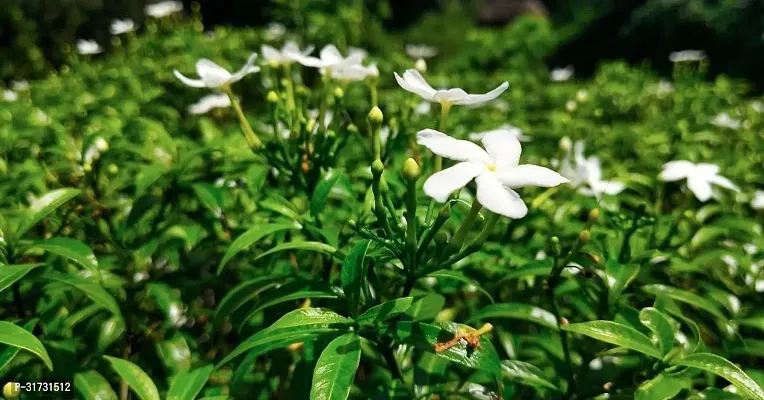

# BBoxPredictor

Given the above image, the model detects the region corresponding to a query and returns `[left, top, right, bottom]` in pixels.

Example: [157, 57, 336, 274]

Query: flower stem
[658, 189, 694, 249]
[434, 102, 452, 173]
[449, 200, 482, 254]
[370, 82, 378, 108]
[222, 86, 262, 149]
[470, 212, 500, 247]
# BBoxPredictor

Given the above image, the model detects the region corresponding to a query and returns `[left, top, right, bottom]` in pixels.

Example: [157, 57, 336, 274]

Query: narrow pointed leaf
[501, 360, 559, 392]
[253, 241, 336, 262]
[212, 275, 285, 331]
[217, 223, 298, 275]
[672, 353, 764, 400]
[0, 263, 44, 294]
[74, 370, 119, 400]
[643, 284, 726, 319]
[103, 356, 160, 400]
[468, 303, 558, 330]
[639, 307, 675, 355]
[32, 238, 98, 270]
[167, 365, 215, 400]
[356, 297, 414, 325]
[424, 270, 494, 303]
[310, 333, 361, 400]
[16, 188, 81, 239]
[562, 320, 662, 359]
[45, 271, 121, 316]
[340, 240, 371, 317]
[0, 321, 53, 371]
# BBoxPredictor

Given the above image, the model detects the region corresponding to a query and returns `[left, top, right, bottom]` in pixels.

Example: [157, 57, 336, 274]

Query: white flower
[416, 129, 568, 218]
[469, 125, 530, 142]
[145, 1, 183, 18]
[415, 58, 427, 72]
[264, 23, 286, 41]
[669, 50, 706, 63]
[2, 90, 17, 102]
[77, 40, 102, 55]
[261, 41, 314, 65]
[299, 44, 365, 70]
[405, 44, 437, 59]
[348, 47, 368, 59]
[11, 80, 28, 91]
[133, 271, 149, 283]
[395, 69, 508, 107]
[659, 161, 739, 202]
[110, 19, 136, 35]
[83, 137, 109, 165]
[414, 101, 432, 115]
[550, 66, 574, 82]
[752, 190, 764, 210]
[711, 112, 742, 130]
[331, 63, 379, 81]
[174, 53, 260, 88]
[652, 80, 675, 96]
[188, 93, 232, 114]
[559, 141, 625, 197]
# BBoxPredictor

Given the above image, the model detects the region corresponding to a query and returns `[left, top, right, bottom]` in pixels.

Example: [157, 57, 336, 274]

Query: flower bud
[559, 136, 572, 152]
[333, 87, 344, 100]
[347, 124, 358, 134]
[401, 158, 420, 182]
[588, 208, 600, 225]
[579, 230, 591, 243]
[548, 236, 562, 257]
[266, 90, 279, 103]
[368, 106, 383, 125]
[415, 58, 427, 73]
[371, 159, 384, 176]
[107, 164, 118, 175]
[435, 231, 448, 245]
[347, 219, 357, 229]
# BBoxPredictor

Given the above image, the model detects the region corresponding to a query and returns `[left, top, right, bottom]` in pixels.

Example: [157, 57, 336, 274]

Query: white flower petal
[708, 174, 739, 191]
[592, 180, 626, 195]
[261, 45, 283, 63]
[394, 69, 437, 100]
[454, 81, 509, 105]
[416, 129, 491, 164]
[753, 191, 764, 210]
[423, 162, 483, 202]
[320, 45, 344, 64]
[433, 88, 470, 104]
[476, 173, 528, 218]
[196, 59, 233, 87]
[687, 176, 713, 202]
[660, 160, 694, 181]
[229, 53, 260, 83]
[497, 165, 569, 188]
[173, 70, 207, 88]
[481, 130, 522, 167]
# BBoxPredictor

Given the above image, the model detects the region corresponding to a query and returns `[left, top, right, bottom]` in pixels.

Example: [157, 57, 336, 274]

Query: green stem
[370, 83, 378, 107]
[658, 190, 693, 249]
[417, 204, 451, 262]
[470, 212, 500, 246]
[434, 102, 452, 173]
[546, 280, 574, 396]
[449, 200, 482, 253]
[223, 87, 262, 149]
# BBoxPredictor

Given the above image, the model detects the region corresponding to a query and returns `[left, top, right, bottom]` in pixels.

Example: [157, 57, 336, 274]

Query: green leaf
[32, 238, 98, 270]
[217, 222, 298, 275]
[103, 356, 161, 400]
[253, 241, 336, 262]
[0, 263, 44, 294]
[424, 270, 494, 303]
[606, 260, 640, 305]
[212, 275, 285, 331]
[310, 333, 361, 400]
[635, 372, 692, 400]
[310, 170, 343, 216]
[639, 307, 675, 355]
[340, 240, 371, 317]
[97, 315, 125, 353]
[404, 293, 446, 321]
[642, 284, 726, 319]
[16, 188, 81, 239]
[45, 271, 121, 316]
[496, 260, 553, 283]
[690, 226, 727, 249]
[501, 360, 559, 392]
[0, 321, 53, 371]
[156, 333, 192, 374]
[74, 370, 119, 400]
[356, 297, 414, 325]
[192, 183, 224, 218]
[167, 365, 214, 400]
[672, 353, 764, 400]
[562, 320, 662, 359]
[468, 303, 558, 330]
[239, 287, 341, 331]
[218, 308, 352, 367]
[0, 319, 38, 375]
[382, 321, 502, 375]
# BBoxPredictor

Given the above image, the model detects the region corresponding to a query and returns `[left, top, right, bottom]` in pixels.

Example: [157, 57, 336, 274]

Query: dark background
[2, 0, 763, 92]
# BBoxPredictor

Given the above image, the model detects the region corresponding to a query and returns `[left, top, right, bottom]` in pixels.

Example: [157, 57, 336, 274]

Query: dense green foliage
[1, 4, 763, 400]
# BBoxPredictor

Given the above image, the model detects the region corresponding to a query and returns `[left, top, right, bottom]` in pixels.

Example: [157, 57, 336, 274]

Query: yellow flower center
[487, 163, 497, 172]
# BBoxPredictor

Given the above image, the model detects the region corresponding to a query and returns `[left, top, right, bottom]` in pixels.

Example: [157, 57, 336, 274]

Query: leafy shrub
[1, 5, 763, 400]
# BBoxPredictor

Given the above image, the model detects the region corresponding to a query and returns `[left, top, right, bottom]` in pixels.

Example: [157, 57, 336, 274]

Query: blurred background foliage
[2, 0, 764, 91]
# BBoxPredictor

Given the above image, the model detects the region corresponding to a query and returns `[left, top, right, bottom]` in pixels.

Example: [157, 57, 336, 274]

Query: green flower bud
[579, 230, 591, 243]
[401, 158, 420, 182]
[347, 219, 357, 229]
[371, 159, 384, 177]
[266, 91, 279, 103]
[559, 136, 572, 152]
[415, 58, 427, 73]
[333, 87, 344, 100]
[368, 106, 383, 125]
[107, 164, 118, 175]
[588, 208, 600, 225]
[548, 236, 562, 257]
[347, 124, 358, 134]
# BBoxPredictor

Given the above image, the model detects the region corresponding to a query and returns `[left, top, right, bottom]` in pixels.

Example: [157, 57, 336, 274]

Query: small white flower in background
[380, 126, 391, 145]
[264, 23, 286, 41]
[469, 124, 530, 142]
[348, 47, 368, 59]
[331, 63, 379, 81]
[188, 93, 232, 114]
[416, 129, 569, 218]
[405, 44, 437, 59]
[711, 112, 742, 130]
[168, 303, 188, 327]
[174, 53, 260, 88]
[722, 255, 738, 275]
[2, 90, 17, 102]
[744, 243, 757, 255]
[559, 141, 625, 198]
[492, 99, 510, 112]
[414, 101, 431, 115]
[145, 1, 183, 18]
[153, 147, 173, 165]
[550, 66, 574, 82]
[11, 80, 28, 91]
[261, 41, 314, 65]
[415, 58, 427, 73]
[752, 190, 764, 210]
[77, 40, 103, 55]
[299, 44, 365, 70]
[669, 49, 706, 63]
[83, 137, 109, 165]
[395, 69, 509, 107]
[652, 80, 675, 96]
[133, 271, 149, 283]
[110, 19, 136, 35]
[752, 101, 764, 113]
[307, 109, 333, 130]
[659, 160, 739, 202]
[565, 100, 577, 112]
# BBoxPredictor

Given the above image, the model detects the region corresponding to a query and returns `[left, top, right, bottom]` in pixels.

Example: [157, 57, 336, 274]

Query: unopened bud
[588, 208, 600, 224]
[548, 236, 561, 257]
[268, 60, 280, 69]
[579, 230, 591, 243]
[333, 87, 344, 100]
[368, 106, 383, 125]
[371, 159, 384, 176]
[347, 219, 357, 229]
[401, 158, 420, 182]
[415, 58, 427, 73]
[347, 124, 358, 134]
[266, 90, 279, 103]
[559, 136, 572, 152]
[560, 317, 569, 326]
[107, 164, 118, 175]
[435, 231, 448, 245]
